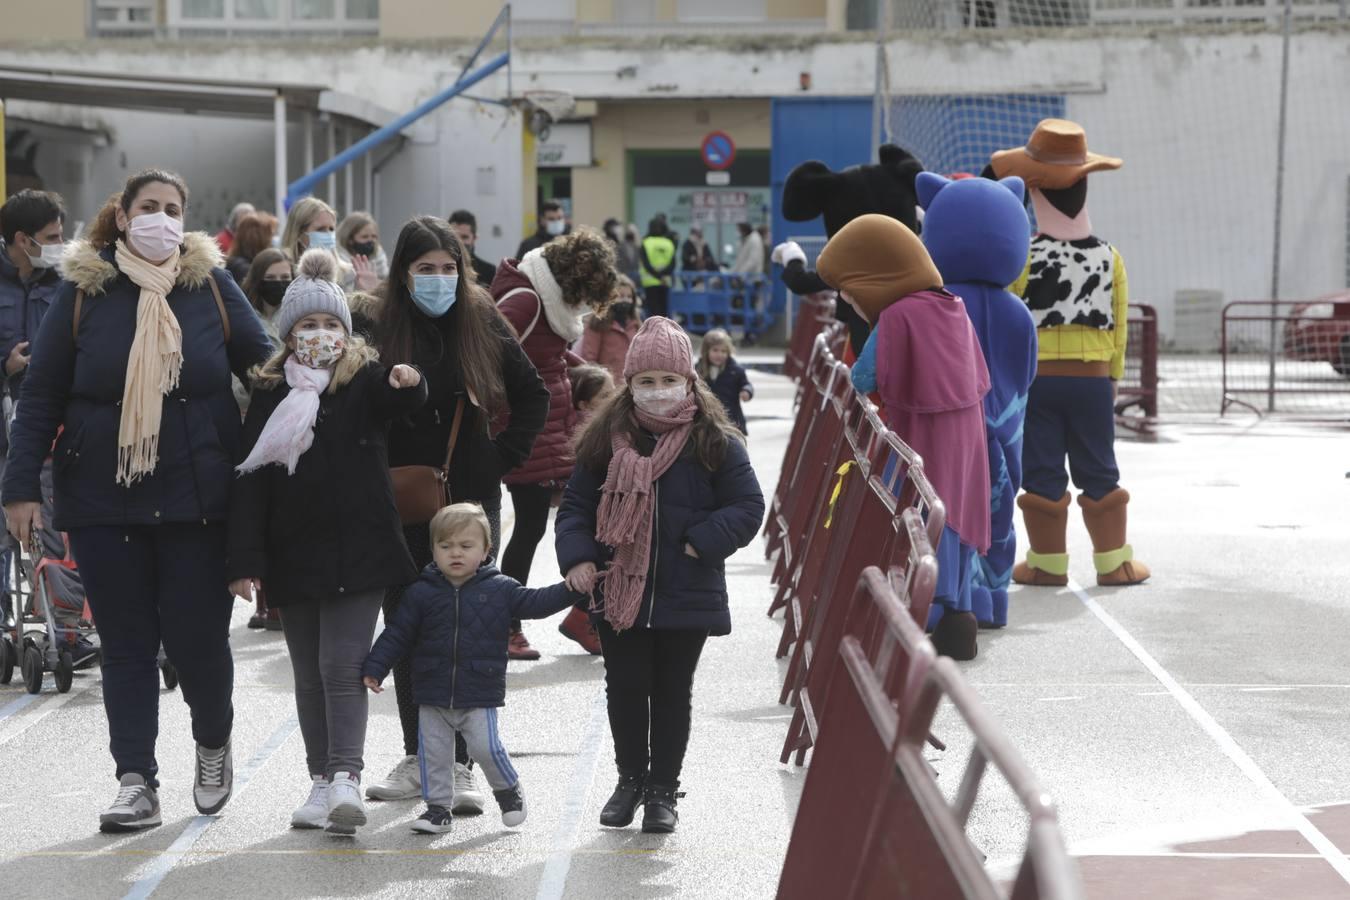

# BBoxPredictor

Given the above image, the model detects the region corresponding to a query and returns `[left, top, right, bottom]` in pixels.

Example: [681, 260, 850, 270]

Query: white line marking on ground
[1135, 691, 1172, 697]
[0, 681, 91, 746]
[536, 686, 608, 900]
[121, 715, 298, 900]
[1037, 695, 1083, 703]
[1071, 580, 1350, 886]
[1238, 687, 1294, 693]
[1079, 851, 1323, 859]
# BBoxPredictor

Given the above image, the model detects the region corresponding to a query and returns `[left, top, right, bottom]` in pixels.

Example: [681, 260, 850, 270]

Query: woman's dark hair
[376, 215, 508, 413]
[574, 378, 741, 473]
[0, 189, 66, 244]
[540, 228, 618, 311]
[569, 364, 613, 409]
[86, 169, 190, 249]
[231, 212, 277, 263]
[241, 248, 292, 314]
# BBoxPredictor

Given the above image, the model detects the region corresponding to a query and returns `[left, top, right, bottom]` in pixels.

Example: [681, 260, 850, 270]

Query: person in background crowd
[733, 222, 764, 274]
[2, 168, 274, 833]
[755, 225, 771, 274]
[0, 188, 67, 634]
[681, 227, 718, 273]
[235, 246, 296, 631]
[639, 218, 676, 319]
[556, 317, 764, 834]
[515, 200, 569, 259]
[226, 211, 277, 286]
[602, 217, 622, 247]
[492, 229, 618, 659]
[336, 211, 390, 286]
[280, 198, 374, 294]
[366, 215, 548, 812]
[215, 202, 255, 255]
[616, 223, 643, 288]
[448, 209, 498, 287]
[1, 190, 66, 392]
[696, 328, 754, 435]
[570, 363, 614, 421]
[229, 249, 427, 837]
[578, 274, 640, 385]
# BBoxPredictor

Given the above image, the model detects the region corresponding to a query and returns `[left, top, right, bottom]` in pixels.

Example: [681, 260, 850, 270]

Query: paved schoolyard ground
[2, 368, 1349, 898]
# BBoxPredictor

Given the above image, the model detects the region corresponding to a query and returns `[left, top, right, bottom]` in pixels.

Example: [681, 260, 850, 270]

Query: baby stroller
[0, 462, 178, 694]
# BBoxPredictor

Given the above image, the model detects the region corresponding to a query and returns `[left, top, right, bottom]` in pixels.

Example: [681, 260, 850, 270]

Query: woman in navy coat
[2, 170, 272, 833]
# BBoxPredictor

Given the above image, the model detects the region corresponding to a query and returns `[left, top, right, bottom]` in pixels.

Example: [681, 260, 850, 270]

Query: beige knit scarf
[113, 240, 184, 487]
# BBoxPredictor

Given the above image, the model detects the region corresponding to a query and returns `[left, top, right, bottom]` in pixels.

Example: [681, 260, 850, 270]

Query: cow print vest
[1023, 234, 1115, 330]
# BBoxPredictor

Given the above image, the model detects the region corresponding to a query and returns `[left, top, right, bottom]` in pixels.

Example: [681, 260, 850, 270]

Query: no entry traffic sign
[701, 131, 736, 171]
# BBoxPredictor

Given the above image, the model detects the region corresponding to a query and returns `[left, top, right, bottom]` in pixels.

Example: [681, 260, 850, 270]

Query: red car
[1283, 290, 1350, 375]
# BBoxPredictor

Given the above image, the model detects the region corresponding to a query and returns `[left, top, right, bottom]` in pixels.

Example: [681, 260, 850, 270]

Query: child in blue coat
[696, 328, 754, 434]
[362, 502, 585, 835]
[556, 317, 764, 834]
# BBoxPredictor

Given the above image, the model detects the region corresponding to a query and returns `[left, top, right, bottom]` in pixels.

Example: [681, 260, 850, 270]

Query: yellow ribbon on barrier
[823, 461, 856, 529]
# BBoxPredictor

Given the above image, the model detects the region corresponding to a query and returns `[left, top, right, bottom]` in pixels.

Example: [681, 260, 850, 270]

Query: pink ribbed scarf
[594, 393, 698, 631]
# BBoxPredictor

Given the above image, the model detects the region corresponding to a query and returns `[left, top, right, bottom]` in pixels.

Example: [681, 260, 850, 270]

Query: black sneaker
[99, 774, 162, 833]
[641, 783, 683, 834]
[410, 805, 453, 834]
[494, 783, 527, 827]
[69, 636, 99, 670]
[599, 774, 646, 828]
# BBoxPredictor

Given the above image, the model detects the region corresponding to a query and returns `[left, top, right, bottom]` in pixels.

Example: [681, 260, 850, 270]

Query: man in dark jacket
[515, 200, 568, 258]
[0, 190, 66, 394]
[363, 503, 583, 834]
[448, 209, 498, 287]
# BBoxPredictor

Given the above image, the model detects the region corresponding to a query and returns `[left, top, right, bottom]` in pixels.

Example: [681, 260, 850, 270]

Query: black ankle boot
[641, 783, 683, 834]
[599, 773, 646, 828]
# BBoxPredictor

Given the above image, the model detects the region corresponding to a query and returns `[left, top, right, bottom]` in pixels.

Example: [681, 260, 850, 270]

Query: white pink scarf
[236, 356, 332, 475]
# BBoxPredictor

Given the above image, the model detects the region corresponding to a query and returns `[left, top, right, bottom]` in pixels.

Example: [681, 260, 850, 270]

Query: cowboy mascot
[989, 119, 1151, 588]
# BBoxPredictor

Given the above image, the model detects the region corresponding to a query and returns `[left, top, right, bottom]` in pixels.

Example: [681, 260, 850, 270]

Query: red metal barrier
[1221, 299, 1350, 418]
[1116, 302, 1159, 433]
[779, 508, 937, 765]
[778, 567, 1082, 900]
[764, 327, 844, 566]
[783, 292, 837, 382]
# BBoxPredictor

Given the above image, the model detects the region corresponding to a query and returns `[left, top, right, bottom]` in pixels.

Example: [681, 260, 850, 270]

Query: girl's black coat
[226, 362, 427, 606]
[555, 430, 764, 636]
[703, 358, 754, 434]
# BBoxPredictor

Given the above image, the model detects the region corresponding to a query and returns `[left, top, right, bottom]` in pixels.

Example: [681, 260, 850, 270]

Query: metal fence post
[1267, 0, 1294, 412]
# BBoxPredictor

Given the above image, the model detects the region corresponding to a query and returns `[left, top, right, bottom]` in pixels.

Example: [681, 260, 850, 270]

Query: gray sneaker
[100, 774, 162, 833]
[194, 740, 233, 815]
[451, 762, 486, 815]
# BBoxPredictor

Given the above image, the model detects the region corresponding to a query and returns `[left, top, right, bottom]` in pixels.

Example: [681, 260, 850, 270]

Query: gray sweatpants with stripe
[418, 706, 518, 808]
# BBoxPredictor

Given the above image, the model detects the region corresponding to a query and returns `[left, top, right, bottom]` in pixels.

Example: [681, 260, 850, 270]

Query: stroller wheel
[22, 644, 43, 694]
[0, 636, 14, 685]
[55, 650, 74, 694]
[160, 659, 179, 691]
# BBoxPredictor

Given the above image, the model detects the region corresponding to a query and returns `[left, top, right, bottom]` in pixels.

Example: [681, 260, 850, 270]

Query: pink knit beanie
[623, 316, 697, 381]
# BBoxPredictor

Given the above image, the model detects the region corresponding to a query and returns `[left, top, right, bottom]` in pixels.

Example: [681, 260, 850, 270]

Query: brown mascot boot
[1012, 492, 1071, 586]
[1077, 489, 1151, 586]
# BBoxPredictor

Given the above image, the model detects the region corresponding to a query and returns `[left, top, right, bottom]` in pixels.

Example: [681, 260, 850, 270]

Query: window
[677, 0, 767, 19]
[512, 0, 577, 18]
[182, 0, 225, 16]
[165, 0, 377, 30]
[345, 0, 378, 18]
[236, 0, 279, 17]
[293, 0, 334, 18]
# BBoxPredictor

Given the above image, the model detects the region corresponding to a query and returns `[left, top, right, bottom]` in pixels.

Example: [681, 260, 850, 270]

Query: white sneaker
[451, 762, 486, 815]
[290, 775, 329, 829]
[99, 774, 162, 833]
[326, 772, 367, 835]
[366, 755, 420, 801]
[194, 741, 233, 815]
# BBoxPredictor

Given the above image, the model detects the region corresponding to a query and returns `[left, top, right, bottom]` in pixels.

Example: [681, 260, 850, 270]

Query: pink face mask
[127, 211, 184, 261]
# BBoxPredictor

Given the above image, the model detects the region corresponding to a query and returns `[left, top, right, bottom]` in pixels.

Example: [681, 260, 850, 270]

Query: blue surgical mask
[307, 230, 336, 250]
[411, 274, 458, 317]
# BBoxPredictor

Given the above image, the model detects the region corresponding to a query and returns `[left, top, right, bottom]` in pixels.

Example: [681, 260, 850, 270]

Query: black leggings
[500, 483, 554, 631]
[597, 621, 708, 786]
[383, 503, 501, 763]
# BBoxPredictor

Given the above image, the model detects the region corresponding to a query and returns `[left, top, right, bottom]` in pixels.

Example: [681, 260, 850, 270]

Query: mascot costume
[771, 145, 925, 362]
[916, 173, 1038, 628]
[817, 214, 991, 661]
[989, 118, 1150, 588]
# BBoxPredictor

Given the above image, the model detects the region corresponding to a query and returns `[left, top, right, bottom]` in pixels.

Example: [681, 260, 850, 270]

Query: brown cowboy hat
[990, 119, 1122, 190]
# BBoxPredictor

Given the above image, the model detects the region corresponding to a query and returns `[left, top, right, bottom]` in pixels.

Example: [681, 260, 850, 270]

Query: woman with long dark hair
[364, 215, 548, 813]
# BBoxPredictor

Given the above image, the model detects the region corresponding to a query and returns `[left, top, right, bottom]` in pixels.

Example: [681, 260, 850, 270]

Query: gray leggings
[280, 590, 383, 779]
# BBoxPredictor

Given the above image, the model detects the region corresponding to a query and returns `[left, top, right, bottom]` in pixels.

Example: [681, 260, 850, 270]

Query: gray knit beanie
[275, 249, 352, 338]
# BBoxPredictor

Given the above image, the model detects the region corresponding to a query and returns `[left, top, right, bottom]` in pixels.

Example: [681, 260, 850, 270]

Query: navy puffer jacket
[1, 234, 272, 529]
[362, 563, 583, 709]
[555, 429, 764, 636]
[702, 358, 754, 434]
